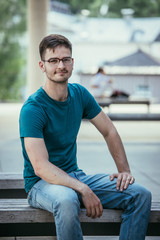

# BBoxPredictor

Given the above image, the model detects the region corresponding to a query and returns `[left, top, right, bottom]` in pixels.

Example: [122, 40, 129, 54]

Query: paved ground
[0, 103, 160, 239]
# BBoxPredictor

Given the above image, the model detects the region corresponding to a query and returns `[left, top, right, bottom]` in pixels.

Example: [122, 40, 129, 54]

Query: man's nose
[57, 60, 65, 68]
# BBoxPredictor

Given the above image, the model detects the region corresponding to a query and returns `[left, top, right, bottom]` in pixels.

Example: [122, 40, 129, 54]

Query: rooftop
[104, 49, 160, 67]
[48, 11, 160, 43]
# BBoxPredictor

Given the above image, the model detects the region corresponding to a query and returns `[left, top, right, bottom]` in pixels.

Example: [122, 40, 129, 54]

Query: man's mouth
[56, 70, 68, 74]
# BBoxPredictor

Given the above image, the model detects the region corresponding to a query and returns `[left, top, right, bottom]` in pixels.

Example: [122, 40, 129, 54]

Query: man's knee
[121, 184, 151, 220]
[137, 185, 151, 209]
[53, 189, 80, 219]
[134, 184, 151, 200]
[129, 183, 152, 210]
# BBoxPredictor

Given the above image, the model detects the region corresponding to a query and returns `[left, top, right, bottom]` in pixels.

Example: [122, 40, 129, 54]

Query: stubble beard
[46, 69, 72, 84]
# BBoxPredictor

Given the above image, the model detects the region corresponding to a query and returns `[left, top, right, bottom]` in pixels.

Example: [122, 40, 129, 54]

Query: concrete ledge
[107, 113, 160, 121]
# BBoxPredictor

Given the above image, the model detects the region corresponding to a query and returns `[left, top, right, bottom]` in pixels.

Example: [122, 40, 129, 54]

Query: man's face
[39, 46, 74, 84]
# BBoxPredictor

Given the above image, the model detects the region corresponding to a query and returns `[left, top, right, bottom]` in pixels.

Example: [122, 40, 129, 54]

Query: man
[19, 34, 151, 240]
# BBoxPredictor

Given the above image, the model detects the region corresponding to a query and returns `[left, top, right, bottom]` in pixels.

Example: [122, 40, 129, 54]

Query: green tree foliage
[0, 0, 26, 101]
[109, 0, 160, 18]
[57, 0, 160, 18]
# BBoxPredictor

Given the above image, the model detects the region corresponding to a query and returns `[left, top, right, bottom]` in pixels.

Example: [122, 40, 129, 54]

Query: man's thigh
[27, 179, 80, 213]
[74, 171, 145, 210]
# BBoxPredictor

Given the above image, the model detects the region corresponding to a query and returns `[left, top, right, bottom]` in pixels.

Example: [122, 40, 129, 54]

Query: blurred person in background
[90, 67, 110, 98]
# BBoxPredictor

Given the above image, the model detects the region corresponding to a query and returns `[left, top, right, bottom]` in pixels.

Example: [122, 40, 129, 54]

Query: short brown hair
[39, 34, 72, 60]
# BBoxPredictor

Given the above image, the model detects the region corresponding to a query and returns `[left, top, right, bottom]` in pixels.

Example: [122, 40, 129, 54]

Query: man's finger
[124, 177, 131, 190]
[124, 176, 135, 190]
[116, 174, 123, 190]
[90, 207, 96, 218]
[120, 175, 128, 191]
[95, 203, 103, 218]
[93, 206, 100, 218]
[130, 177, 135, 184]
[86, 207, 91, 217]
[110, 173, 118, 181]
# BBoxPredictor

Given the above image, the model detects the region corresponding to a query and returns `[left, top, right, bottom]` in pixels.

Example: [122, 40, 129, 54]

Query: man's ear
[39, 61, 45, 72]
[72, 58, 74, 70]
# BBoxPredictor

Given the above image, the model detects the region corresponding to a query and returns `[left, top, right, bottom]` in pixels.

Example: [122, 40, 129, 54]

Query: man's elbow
[34, 165, 44, 178]
[103, 126, 119, 140]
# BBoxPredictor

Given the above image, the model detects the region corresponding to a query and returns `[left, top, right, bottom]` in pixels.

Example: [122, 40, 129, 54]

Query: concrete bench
[0, 174, 160, 237]
[96, 98, 151, 113]
[0, 199, 160, 237]
[107, 113, 160, 121]
[95, 98, 160, 121]
[0, 173, 26, 198]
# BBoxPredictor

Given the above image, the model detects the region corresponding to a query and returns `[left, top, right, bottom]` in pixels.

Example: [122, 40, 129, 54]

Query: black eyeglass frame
[42, 57, 73, 65]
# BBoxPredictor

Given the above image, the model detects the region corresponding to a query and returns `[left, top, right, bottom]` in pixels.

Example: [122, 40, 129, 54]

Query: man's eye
[49, 59, 58, 64]
[63, 58, 70, 63]
[63, 58, 72, 64]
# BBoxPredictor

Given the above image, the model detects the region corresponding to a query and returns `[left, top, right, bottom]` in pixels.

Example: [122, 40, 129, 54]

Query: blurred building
[80, 49, 160, 99]
[47, 1, 160, 99]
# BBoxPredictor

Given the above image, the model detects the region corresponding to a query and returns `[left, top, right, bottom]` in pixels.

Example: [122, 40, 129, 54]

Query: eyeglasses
[42, 57, 73, 66]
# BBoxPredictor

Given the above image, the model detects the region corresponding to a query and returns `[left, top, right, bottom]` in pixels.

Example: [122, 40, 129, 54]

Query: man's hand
[81, 186, 103, 218]
[110, 172, 135, 192]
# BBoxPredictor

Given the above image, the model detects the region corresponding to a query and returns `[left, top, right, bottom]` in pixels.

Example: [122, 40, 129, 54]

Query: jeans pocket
[27, 188, 34, 205]
[28, 186, 47, 210]
[27, 187, 39, 208]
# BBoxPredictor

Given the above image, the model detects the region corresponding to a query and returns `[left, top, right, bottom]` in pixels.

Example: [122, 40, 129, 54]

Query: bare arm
[90, 110, 135, 191]
[24, 137, 103, 218]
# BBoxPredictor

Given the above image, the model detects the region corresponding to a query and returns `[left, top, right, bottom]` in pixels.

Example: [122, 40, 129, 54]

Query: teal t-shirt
[19, 83, 101, 193]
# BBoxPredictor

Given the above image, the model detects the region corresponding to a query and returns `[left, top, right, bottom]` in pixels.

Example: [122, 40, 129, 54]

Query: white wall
[72, 41, 160, 74]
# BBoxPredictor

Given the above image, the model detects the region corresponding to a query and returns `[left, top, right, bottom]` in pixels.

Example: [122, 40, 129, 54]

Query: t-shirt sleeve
[81, 85, 102, 119]
[19, 102, 46, 138]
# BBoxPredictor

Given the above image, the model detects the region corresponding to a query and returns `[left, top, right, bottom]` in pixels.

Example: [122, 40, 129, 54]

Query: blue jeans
[27, 171, 151, 240]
